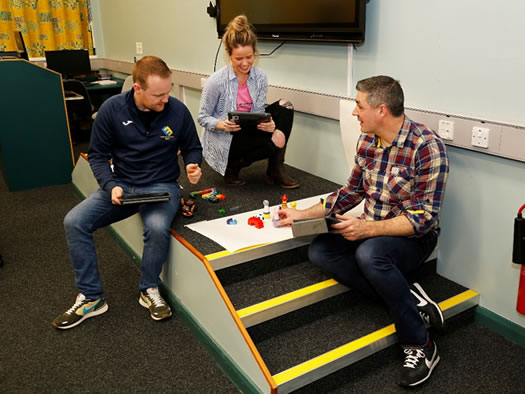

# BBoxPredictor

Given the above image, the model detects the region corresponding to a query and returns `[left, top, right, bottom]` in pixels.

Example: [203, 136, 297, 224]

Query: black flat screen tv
[215, 0, 367, 43]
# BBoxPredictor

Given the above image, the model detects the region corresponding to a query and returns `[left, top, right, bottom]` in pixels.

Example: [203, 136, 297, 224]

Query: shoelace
[419, 311, 431, 325]
[66, 294, 86, 314]
[403, 348, 425, 369]
[146, 288, 165, 307]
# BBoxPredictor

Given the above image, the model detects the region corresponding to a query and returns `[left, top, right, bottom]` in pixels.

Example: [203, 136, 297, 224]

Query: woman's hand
[257, 117, 276, 133]
[217, 120, 241, 133]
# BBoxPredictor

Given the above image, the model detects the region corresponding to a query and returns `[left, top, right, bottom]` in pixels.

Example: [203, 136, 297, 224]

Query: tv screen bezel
[215, 0, 367, 44]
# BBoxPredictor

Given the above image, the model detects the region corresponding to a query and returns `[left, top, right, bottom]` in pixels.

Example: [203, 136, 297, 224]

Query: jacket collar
[227, 65, 254, 83]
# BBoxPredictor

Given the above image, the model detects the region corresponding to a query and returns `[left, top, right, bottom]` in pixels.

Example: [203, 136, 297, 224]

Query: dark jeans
[228, 100, 294, 165]
[308, 231, 438, 346]
[63, 182, 181, 299]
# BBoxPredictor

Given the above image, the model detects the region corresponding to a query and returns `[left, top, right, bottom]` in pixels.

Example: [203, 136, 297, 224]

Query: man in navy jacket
[53, 56, 202, 329]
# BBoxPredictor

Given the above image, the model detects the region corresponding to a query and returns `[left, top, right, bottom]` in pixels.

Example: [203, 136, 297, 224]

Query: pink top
[236, 83, 253, 112]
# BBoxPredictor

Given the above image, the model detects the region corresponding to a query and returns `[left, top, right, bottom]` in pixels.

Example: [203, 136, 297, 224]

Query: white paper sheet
[185, 194, 330, 253]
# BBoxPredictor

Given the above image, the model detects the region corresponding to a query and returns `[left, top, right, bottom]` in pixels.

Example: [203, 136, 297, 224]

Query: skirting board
[475, 306, 525, 348]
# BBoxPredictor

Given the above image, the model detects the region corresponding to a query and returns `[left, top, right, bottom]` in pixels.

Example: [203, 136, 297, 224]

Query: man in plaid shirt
[277, 76, 449, 387]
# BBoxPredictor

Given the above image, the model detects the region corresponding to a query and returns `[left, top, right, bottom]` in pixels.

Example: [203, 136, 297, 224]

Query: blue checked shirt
[324, 116, 449, 236]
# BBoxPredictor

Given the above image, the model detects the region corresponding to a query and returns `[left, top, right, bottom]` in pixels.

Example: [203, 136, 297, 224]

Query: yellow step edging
[237, 279, 341, 319]
[273, 289, 479, 386]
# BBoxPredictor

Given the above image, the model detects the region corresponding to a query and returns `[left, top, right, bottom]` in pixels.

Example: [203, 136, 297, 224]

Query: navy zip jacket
[88, 89, 202, 192]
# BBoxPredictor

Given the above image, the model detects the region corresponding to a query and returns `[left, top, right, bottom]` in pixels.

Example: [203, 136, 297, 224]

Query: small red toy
[248, 216, 264, 229]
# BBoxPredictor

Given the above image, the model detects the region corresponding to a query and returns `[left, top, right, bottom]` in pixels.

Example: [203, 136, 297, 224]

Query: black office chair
[63, 79, 95, 143]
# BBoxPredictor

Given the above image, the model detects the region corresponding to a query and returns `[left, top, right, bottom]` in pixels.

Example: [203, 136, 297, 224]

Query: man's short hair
[132, 56, 172, 89]
[356, 76, 404, 117]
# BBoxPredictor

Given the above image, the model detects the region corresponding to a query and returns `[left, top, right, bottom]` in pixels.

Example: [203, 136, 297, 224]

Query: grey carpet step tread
[221, 260, 331, 310]
[219, 254, 438, 312]
[216, 245, 310, 286]
[290, 309, 491, 394]
[171, 158, 340, 256]
[248, 273, 467, 375]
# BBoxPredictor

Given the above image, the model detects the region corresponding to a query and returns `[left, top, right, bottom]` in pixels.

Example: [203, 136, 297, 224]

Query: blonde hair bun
[223, 15, 258, 56]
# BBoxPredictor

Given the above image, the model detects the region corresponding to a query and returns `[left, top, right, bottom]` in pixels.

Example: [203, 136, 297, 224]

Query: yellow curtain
[0, 0, 93, 58]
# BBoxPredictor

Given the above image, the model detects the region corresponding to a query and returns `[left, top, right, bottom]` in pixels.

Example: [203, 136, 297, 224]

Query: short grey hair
[356, 75, 404, 117]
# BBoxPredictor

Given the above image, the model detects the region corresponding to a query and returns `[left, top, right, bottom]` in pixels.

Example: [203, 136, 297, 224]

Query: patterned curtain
[0, 0, 93, 58]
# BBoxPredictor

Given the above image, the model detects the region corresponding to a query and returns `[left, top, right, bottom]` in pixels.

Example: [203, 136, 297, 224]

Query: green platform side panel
[0, 59, 74, 191]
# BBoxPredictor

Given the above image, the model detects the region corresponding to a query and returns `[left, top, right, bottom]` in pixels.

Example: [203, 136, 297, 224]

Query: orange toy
[281, 194, 288, 209]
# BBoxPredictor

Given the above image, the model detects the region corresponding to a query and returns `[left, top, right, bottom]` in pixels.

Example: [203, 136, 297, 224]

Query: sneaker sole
[54, 303, 109, 330]
[407, 354, 440, 387]
[413, 282, 445, 329]
[139, 296, 172, 321]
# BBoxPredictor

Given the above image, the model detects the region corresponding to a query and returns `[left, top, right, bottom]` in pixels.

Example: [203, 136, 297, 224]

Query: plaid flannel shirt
[324, 116, 449, 236]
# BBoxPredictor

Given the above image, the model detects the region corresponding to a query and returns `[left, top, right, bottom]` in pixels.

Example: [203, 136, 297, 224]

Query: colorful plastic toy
[181, 198, 196, 217]
[282, 194, 288, 209]
[273, 209, 280, 228]
[263, 200, 271, 219]
[201, 190, 226, 203]
[248, 216, 264, 229]
[190, 188, 215, 198]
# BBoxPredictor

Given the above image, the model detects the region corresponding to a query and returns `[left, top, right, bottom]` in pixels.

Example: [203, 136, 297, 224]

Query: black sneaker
[410, 282, 445, 330]
[52, 293, 108, 330]
[399, 339, 440, 387]
[139, 287, 172, 321]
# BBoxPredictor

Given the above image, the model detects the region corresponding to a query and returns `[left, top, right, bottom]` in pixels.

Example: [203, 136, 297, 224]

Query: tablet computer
[291, 216, 342, 238]
[120, 192, 171, 205]
[228, 112, 271, 128]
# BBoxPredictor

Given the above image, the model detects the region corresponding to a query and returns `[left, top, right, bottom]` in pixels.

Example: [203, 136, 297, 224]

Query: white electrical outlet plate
[136, 41, 143, 55]
[438, 120, 455, 140]
[471, 126, 490, 148]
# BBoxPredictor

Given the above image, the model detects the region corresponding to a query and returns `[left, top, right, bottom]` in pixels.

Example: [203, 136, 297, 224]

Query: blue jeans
[64, 182, 181, 299]
[308, 231, 438, 346]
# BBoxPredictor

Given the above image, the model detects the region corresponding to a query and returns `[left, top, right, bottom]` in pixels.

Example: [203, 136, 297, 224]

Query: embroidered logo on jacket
[160, 126, 175, 140]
